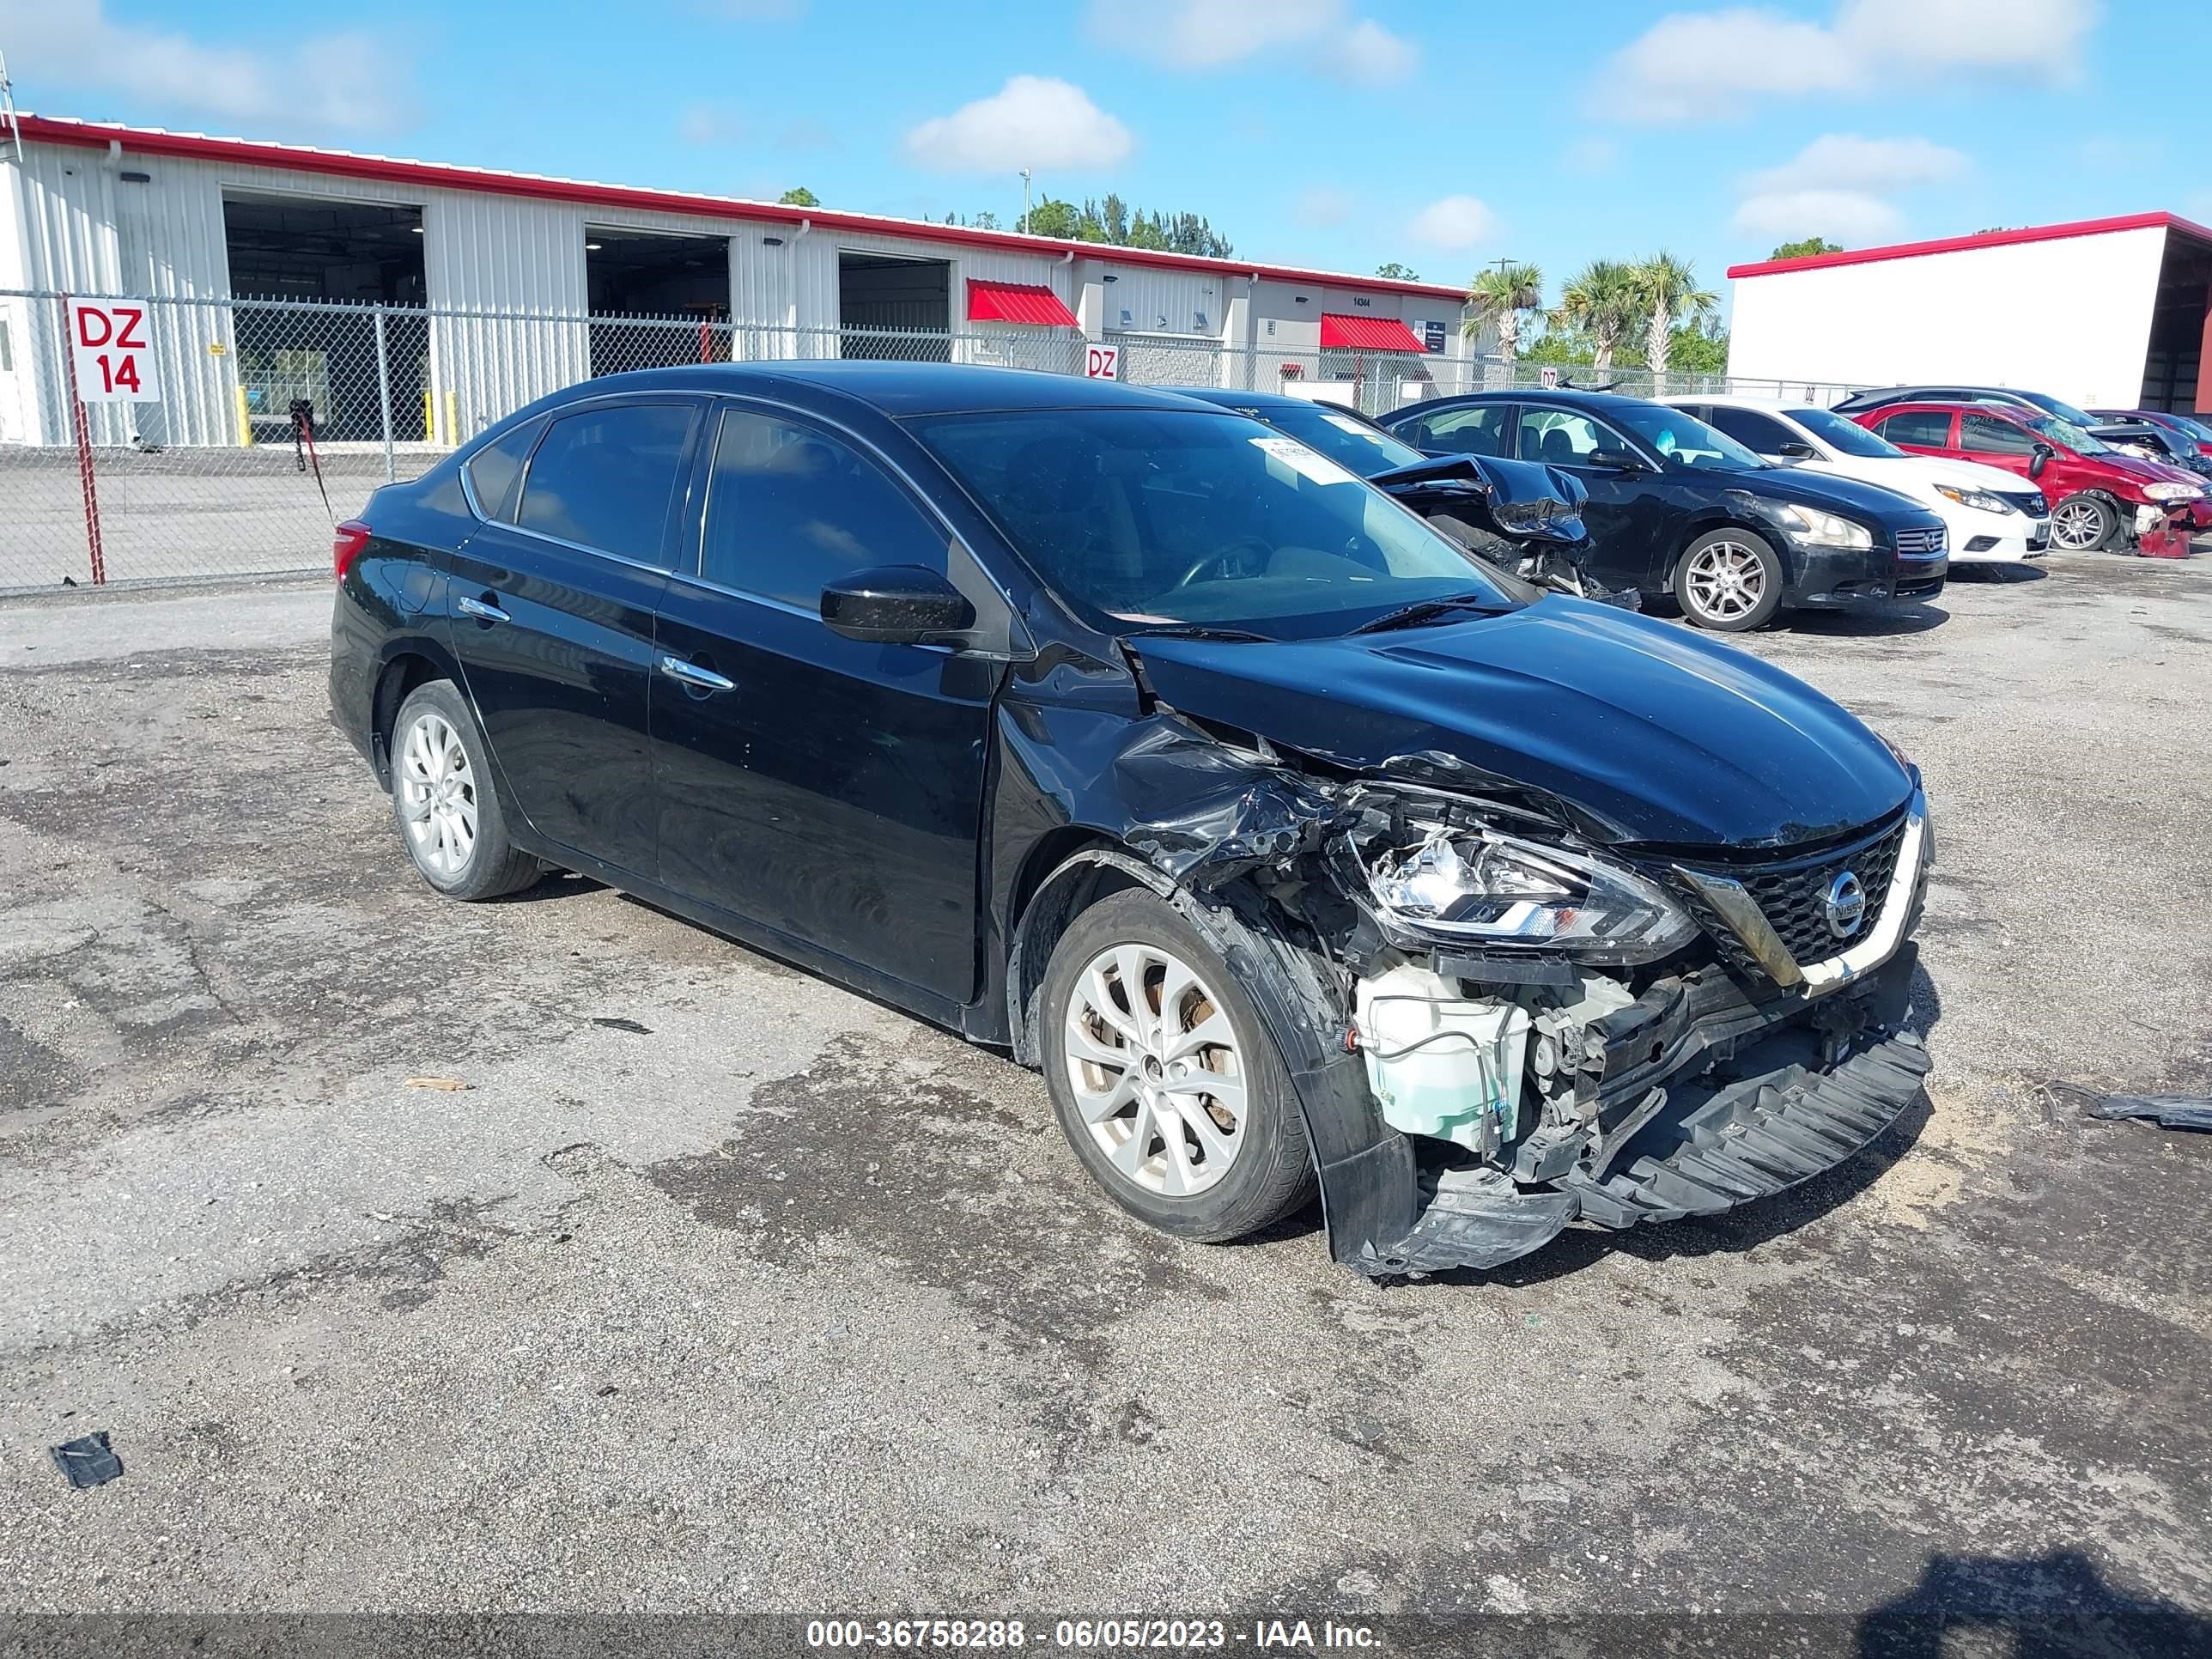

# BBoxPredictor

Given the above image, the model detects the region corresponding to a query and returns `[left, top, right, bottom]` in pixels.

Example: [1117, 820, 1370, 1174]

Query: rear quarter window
[464, 420, 541, 521]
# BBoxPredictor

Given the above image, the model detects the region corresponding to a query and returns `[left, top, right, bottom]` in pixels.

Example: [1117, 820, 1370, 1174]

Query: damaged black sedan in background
[331, 363, 1933, 1277]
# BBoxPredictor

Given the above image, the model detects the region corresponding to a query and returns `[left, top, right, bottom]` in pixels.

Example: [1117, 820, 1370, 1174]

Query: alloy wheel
[397, 711, 478, 880]
[2050, 499, 2106, 550]
[1684, 539, 1767, 623]
[1061, 942, 1247, 1198]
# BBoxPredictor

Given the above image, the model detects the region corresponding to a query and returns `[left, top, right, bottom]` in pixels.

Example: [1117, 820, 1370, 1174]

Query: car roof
[1671, 392, 1796, 413]
[537, 360, 1224, 418]
[1401, 386, 1667, 418]
[1178, 386, 1322, 411]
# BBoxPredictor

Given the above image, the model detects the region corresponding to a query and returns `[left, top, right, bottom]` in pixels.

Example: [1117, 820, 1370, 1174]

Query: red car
[1850, 400, 2204, 552]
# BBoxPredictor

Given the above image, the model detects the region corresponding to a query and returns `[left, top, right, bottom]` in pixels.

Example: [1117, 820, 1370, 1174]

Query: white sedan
[1669, 395, 2051, 563]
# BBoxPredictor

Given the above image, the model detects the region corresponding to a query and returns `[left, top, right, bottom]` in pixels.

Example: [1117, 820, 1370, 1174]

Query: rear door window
[516, 401, 696, 564]
[698, 406, 947, 610]
[1405, 404, 1510, 457]
[1875, 410, 1954, 449]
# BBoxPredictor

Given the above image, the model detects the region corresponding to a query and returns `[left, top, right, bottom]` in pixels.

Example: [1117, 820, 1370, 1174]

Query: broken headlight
[1363, 828, 1697, 965]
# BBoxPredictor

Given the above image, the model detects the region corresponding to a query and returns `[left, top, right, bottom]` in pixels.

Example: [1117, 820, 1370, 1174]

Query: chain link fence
[0, 289, 1850, 594]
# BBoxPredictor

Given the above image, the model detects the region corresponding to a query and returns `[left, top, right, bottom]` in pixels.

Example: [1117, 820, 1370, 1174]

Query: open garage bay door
[222, 191, 428, 443]
[586, 228, 732, 378]
[839, 251, 951, 361]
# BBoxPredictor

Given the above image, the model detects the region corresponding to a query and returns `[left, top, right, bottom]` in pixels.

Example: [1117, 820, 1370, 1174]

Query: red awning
[1319, 313, 1427, 351]
[966, 278, 1081, 327]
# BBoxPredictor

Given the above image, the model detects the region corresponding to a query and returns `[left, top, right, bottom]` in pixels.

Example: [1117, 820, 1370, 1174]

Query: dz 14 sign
[68, 301, 163, 403]
[1084, 343, 1120, 380]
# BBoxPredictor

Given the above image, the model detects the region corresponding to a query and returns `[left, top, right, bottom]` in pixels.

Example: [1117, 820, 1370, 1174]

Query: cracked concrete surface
[0, 562, 2207, 1637]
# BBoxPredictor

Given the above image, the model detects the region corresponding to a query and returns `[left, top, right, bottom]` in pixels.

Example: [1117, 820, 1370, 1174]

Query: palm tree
[1554, 259, 1641, 372]
[1633, 251, 1718, 388]
[1462, 262, 1545, 378]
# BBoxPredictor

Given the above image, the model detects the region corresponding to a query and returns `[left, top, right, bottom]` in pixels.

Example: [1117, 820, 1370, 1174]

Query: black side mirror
[1585, 447, 1646, 472]
[1777, 440, 1817, 460]
[821, 565, 976, 646]
[2029, 442, 2054, 478]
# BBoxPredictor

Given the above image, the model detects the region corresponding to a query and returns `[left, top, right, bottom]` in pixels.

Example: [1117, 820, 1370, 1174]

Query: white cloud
[903, 76, 1133, 174]
[1090, 0, 1415, 85]
[1322, 19, 1419, 86]
[1731, 133, 1972, 244]
[1, 0, 412, 130]
[1296, 185, 1352, 228]
[1408, 195, 1497, 250]
[1602, 0, 2099, 122]
[1089, 0, 1341, 68]
[1732, 188, 1905, 242]
[1562, 137, 1620, 174]
[1743, 133, 1970, 195]
[678, 102, 747, 147]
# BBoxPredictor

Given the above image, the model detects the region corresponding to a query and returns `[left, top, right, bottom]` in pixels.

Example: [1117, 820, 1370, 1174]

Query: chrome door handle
[658, 654, 736, 693]
[456, 595, 510, 624]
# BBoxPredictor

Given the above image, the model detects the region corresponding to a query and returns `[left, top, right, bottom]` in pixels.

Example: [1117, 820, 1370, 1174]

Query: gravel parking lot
[1, 559, 2207, 1638]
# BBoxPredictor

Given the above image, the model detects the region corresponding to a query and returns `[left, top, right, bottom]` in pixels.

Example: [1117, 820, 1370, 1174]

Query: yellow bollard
[234, 384, 253, 447]
[422, 388, 434, 442]
[444, 390, 459, 447]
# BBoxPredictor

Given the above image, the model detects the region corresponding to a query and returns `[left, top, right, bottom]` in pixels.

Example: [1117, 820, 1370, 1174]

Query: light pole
[1018, 168, 1032, 236]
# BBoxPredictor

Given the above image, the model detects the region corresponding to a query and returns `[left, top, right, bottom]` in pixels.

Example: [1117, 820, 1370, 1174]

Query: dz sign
[68, 300, 163, 403]
[1084, 342, 1120, 380]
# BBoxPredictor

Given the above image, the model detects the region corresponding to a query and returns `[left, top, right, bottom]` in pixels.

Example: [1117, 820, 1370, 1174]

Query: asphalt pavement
[0, 558, 2207, 1639]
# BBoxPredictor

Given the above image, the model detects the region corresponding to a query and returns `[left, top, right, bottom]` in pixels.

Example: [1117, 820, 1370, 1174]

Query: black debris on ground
[50, 1432, 123, 1489]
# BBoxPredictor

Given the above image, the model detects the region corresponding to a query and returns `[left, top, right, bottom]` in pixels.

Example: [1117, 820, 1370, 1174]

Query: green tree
[1022, 198, 1084, 240]
[1553, 259, 1641, 372]
[777, 186, 819, 207]
[1463, 262, 1546, 375]
[1632, 251, 1717, 387]
[1668, 316, 1730, 375]
[1375, 261, 1420, 281]
[1767, 236, 1842, 259]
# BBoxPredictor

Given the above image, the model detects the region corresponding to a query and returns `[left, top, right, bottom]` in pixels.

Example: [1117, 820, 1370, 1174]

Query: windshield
[2165, 413, 2212, 444]
[2021, 391, 2102, 428]
[912, 409, 1520, 640]
[1788, 406, 1904, 459]
[2022, 414, 2109, 456]
[1604, 403, 1768, 471]
[1237, 402, 1429, 478]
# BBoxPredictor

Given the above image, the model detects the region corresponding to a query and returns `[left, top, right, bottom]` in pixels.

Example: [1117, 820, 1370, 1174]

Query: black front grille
[1996, 489, 2049, 518]
[1894, 526, 1948, 557]
[1674, 811, 1910, 972]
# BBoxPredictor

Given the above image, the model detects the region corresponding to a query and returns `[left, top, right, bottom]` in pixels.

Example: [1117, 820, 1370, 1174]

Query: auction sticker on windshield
[1251, 434, 1360, 488]
[1322, 411, 1382, 439]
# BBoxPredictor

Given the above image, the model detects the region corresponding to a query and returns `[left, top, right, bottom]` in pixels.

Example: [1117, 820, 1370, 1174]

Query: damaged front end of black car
[990, 604, 1931, 1279]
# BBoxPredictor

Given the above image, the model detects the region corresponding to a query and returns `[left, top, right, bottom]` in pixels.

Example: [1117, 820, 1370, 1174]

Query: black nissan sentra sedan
[331, 363, 1934, 1277]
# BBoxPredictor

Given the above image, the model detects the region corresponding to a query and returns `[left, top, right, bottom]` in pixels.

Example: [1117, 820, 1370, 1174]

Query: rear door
[1869, 407, 1957, 459]
[648, 400, 998, 1003]
[444, 397, 702, 875]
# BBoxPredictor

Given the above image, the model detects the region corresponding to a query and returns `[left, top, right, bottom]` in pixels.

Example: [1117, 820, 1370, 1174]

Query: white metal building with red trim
[0, 113, 1474, 447]
[1725, 213, 2212, 413]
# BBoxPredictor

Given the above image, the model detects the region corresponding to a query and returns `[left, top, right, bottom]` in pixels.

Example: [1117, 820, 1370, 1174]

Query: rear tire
[1039, 890, 1316, 1243]
[2048, 492, 2116, 552]
[390, 680, 541, 902]
[1673, 529, 1784, 631]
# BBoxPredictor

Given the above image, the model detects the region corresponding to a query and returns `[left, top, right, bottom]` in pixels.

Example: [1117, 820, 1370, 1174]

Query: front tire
[1674, 529, 1784, 631]
[2048, 492, 2116, 552]
[390, 680, 541, 901]
[1039, 890, 1316, 1243]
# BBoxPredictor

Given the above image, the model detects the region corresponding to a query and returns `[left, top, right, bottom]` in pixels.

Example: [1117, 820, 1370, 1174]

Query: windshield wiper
[1126, 623, 1274, 643]
[1348, 593, 1511, 635]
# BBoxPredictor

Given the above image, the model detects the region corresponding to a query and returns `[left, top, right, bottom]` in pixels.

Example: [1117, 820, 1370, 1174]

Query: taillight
[333, 520, 372, 582]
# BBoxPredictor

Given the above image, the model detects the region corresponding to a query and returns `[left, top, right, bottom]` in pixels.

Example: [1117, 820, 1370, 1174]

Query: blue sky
[4, 0, 2207, 313]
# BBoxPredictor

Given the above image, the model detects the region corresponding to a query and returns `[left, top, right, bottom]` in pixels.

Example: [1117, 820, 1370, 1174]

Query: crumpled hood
[1128, 597, 1913, 849]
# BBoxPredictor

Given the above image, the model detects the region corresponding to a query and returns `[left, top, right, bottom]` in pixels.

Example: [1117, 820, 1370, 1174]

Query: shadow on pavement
[1857, 1549, 2212, 1658]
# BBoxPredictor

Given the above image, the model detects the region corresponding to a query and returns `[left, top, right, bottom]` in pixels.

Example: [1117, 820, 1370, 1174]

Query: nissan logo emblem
[1824, 871, 1868, 939]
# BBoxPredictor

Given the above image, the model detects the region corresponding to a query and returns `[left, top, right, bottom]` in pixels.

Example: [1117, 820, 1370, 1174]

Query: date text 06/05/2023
[802, 1618, 1382, 1650]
